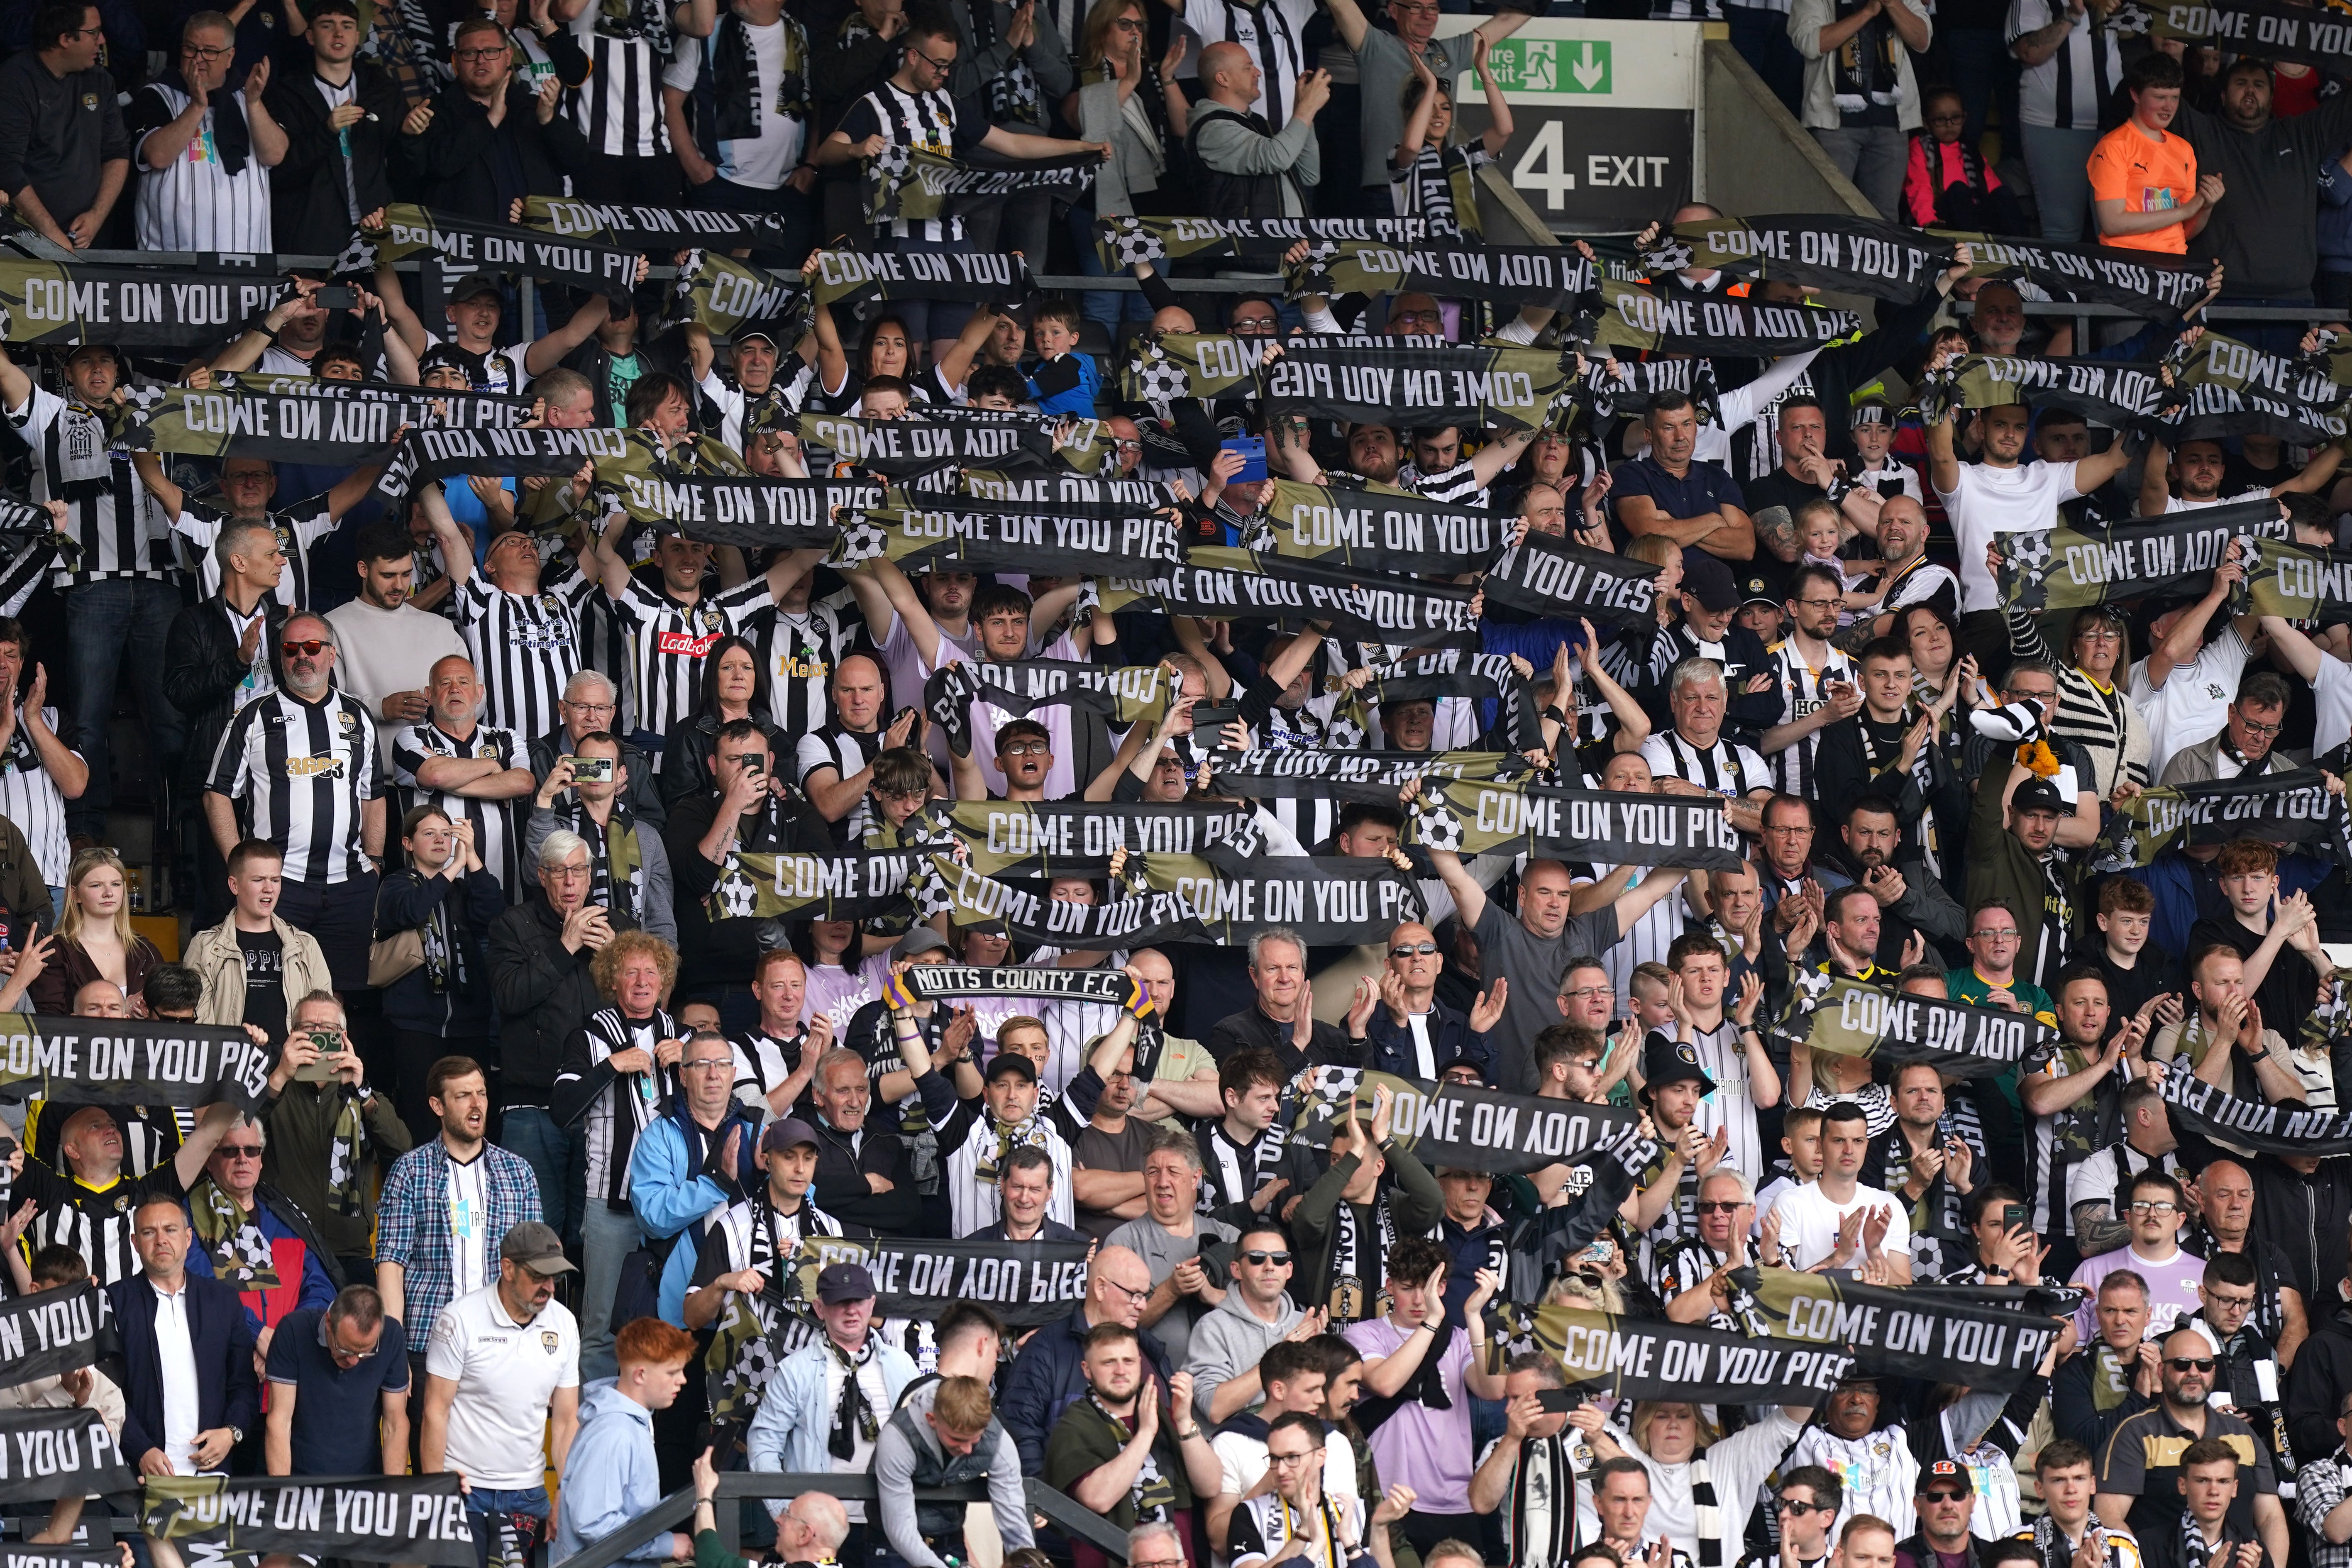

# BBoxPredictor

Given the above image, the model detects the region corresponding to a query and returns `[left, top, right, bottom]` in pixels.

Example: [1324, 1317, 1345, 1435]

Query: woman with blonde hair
[551, 926, 682, 1380]
[29, 846, 158, 1014]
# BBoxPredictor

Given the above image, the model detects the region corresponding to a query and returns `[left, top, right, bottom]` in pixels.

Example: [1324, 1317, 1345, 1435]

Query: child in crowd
[1022, 302, 1100, 418]
[1903, 86, 2026, 233]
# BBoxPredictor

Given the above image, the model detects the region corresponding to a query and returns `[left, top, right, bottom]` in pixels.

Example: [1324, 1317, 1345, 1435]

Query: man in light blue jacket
[551, 1317, 700, 1565]
[747, 1263, 919, 1564]
[632, 1028, 763, 1326]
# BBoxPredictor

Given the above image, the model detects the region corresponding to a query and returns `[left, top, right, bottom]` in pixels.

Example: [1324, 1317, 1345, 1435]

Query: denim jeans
[1069, 202, 1154, 333]
[501, 1106, 577, 1253]
[1811, 125, 1907, 221]
[579, 1197, 641, 1382]
[464, 1485, 549, 1568]
[62, 577, 187, 838]
[2020, 123, 2101, 244]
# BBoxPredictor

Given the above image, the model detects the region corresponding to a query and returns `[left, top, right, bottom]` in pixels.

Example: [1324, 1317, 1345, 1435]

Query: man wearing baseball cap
[747, 1260, 918, 1565]
[419, 1221, 580, 1568]
[686, 318, 807, 454]
[675, 1116, 840, 1332]
[1967, 725, 2086, 996]
[1895, 1459, 1982, 1568]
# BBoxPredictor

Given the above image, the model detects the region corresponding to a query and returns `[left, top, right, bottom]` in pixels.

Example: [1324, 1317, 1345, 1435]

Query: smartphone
[1535, 1388, 1580, 1413]
[1190, 702, 1241, 737]
[313, 286, 359, 310]
[296, 1028, 339, 1082]
[1219, 436, 1268, 484]
[1936, 1113, 1956, 1146]
[2001, 1202, 2026, 1230]
[567, 754, 615, 784]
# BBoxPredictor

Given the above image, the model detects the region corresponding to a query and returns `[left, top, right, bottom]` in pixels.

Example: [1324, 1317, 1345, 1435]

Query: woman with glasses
[1999, 595, 2149, 799]
[1068, 0, 1185, 330]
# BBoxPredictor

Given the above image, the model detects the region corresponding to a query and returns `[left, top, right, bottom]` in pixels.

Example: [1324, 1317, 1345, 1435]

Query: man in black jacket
[263, 0, 402, 256]
[486, 827, 641, 1253]
[664, 719, 830, 1026]
[388, 18, 590, 222]
[162, 517, 289, 928]
[108, 1194, 261, 1477]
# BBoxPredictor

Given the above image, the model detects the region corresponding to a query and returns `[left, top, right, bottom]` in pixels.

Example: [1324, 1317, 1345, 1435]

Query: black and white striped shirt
[1399, 458, 1489, 509]
[1639, 730, 1773, 800]
[206, 687, 383, 884]
[1191, 0, 1312, 127]
[172, 497, 339, 609]
[796, 723, 882, 842]
[20, 1164, 185, 1288]
[10, 388, 170, 587]
[0, 703, 77, 888]
[566, 23, 672, 158]
[448, 564, 602, 739]
[125, 82, 275, 253]
[838, 83, 959, 241]
[608, 576, 775, 742]
[752, 598, 855, 738]
[391, 719, 529, 893]
[1768, 637, 1856, 797]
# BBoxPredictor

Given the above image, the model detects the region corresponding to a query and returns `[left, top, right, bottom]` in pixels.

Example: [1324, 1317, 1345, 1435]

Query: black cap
[1640, 1031, 1717, 1096]
[2011, 776, 2075, 816]
[816, 1262, 877, 1304]
[1682, 553, 1738, 613]
[448, 273, 506, 304]
[984, 1051, 1038, 1084]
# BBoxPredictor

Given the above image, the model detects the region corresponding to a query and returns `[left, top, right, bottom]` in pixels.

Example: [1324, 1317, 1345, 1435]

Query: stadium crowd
[7, 2, 2352, 1568]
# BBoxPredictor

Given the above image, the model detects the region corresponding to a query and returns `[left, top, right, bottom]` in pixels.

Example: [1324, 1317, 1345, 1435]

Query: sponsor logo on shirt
[657, 630, 720, 657]
[286, 755, 348, 779]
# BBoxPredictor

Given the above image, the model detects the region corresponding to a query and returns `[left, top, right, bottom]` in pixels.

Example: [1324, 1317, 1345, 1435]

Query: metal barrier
[547, 1473, 1128, 1568]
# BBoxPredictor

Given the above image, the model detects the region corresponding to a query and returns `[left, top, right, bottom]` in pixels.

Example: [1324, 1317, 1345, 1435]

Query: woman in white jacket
[1583, 1398, 1818, 1567]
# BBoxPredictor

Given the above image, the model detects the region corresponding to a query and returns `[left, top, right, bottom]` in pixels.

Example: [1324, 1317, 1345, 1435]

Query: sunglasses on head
[1243, 1250, 1291, 1266]
[281, 639, 327, 657]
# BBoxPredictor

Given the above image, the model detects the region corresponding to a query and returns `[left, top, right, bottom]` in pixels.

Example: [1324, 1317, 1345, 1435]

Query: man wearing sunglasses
[1350, 921, 1496, 1084]
[1753, 1467, 1842, 1568]
[2095, 1325, 2285, 1563]
[202, 612, 387, 992]
[1893, 1459, 1980, 1568]
[1185, 1219, 1317, 1429]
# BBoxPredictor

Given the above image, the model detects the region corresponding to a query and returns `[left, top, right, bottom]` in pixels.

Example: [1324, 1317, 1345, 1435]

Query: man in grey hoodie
[875, 1374, 1034, 1568]
[550, 1317, 699, 1564]
[1186, 1219, 1323, 1426]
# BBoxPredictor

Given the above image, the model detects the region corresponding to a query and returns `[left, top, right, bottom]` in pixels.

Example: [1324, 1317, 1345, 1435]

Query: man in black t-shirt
[185, 839, 334, 1042]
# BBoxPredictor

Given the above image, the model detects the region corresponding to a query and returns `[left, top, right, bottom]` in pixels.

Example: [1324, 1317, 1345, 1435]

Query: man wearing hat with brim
[1629, 1029, 1727, 1289]
[418, 1220, 581, 1568]
[685, 318, 808, 454]
[746, 1259, 918, 1566]
[677, 1116, 841, 1331]
[1640, 553, 1782, 744]
[1894, 1457, 1987, 1568]
[383, 261, 645, 397]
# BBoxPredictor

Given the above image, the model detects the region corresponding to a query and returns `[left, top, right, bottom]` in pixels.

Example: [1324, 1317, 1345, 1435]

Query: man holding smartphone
[666, 722, 831, 1023]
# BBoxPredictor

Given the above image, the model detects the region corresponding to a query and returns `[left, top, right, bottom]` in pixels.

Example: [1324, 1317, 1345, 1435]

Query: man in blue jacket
[110, 1193, 259, 1476]
[630, 1027, 761, 1326]
[552, 1316, 699, 1565]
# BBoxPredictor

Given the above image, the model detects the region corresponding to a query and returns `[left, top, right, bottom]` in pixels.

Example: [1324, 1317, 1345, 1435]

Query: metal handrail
[545, 1472, 1130, 1568]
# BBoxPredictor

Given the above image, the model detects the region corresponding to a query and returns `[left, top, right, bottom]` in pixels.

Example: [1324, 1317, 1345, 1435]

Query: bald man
[390, 654, 535, 892]
[1189, 43, 1329, 220]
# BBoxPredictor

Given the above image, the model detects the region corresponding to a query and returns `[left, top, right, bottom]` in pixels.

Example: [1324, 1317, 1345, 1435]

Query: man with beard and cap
[1966, 743, 2084, 997]
[2096, 1324, 2286, 1565]
[1629, 1030, 1731, 1288]
[1895, 1461, 1986, 1568]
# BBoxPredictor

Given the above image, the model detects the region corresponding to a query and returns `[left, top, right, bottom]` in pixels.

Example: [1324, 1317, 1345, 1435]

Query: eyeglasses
[1243, 1250, 1292, 1266]
[1794, 598, 1842, 610]
[1001, 740, 1052, 757]
[2235, 716, 2284, 738]
[1695, 1200, 1748, 1215]
[911, 44, 955, 71]
[1101, 1277, 1151, 1301]
[217, 1144, 264, 1159]
[2166, 1356, 2218, 1373]
[1763, 824, 1811, 837]
[1561, 985, 1612, 1001]
[1268, 1448, 1324, 1465]
[2208, 1290, 2257, 1308]
[281, 640, 328, 657]
[2077, 627, 2123, 644]
[181, 42, 230, 57]
[1777, 1500, 1826, 1516]
[1111, 14, 1143, 27]
[327, 1338, 380, 1364]
[682, 1058, 734, 1074]
[1390, 942, 1439, 959]
[1232, 317, 1278, 336]
[1392, 309, 1443, 327]
[2128, 1200, 2180, 1215]
[1113, 439, 1143, 453]
[1973, 928, 2019, 941]
[564, 699, 616, 714]
[454, 45, 507, 60]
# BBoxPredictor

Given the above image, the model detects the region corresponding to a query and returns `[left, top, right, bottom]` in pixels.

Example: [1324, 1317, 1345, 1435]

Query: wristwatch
[229, 1426, 245, 1444]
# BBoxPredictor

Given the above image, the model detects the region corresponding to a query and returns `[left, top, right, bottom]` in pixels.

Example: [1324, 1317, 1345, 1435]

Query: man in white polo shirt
[420, 1222, 582, 1568]
[1923, 343, 2132, 676]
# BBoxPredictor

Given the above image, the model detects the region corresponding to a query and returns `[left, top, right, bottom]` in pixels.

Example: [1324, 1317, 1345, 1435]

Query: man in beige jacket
[184, 840, 332, 1036]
